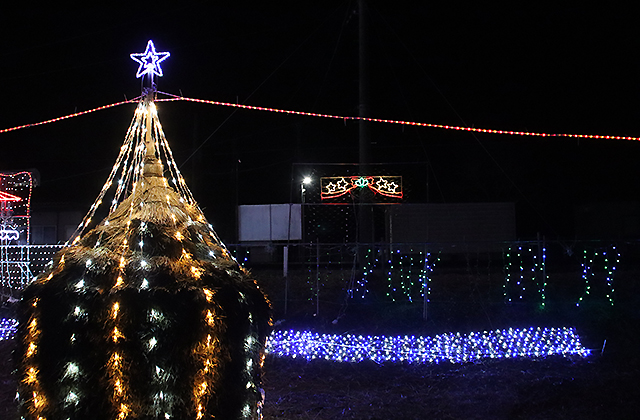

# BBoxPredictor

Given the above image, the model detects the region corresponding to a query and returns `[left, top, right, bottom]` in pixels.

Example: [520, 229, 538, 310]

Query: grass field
[2, 254, 639, 419]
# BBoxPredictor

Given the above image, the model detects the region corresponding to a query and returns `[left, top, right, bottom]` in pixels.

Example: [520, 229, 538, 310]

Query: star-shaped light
[325, 182, 337, 193]
[375, 177, 389, 190]
[336, 178, 350, 191]
[130, 40, 170, 79]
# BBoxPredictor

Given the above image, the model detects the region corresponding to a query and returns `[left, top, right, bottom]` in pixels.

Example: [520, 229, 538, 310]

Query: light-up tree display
[16, 41, 271, 420]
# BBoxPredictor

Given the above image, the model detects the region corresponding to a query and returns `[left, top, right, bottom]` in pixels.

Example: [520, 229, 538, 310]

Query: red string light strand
[0, 99, 140, 134]
[156, 96, 640, 142]
[1, 94, 638, 142]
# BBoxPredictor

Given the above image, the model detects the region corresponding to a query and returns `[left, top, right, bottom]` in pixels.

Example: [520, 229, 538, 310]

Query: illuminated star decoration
[321, 176, 403, 200]
[130, 40, 170, 79]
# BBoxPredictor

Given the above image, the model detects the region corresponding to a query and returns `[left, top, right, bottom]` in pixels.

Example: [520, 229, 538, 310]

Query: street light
[301, 176, 312, 203]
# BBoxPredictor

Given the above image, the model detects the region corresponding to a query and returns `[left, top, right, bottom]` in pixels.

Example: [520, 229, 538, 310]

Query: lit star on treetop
[130, 40, 170, 79]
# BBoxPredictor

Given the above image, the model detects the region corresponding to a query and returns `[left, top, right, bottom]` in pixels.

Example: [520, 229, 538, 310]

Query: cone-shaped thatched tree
[17, 95, 271, 420]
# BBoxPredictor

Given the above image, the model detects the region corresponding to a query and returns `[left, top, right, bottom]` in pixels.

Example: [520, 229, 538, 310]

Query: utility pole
[358, 0, 371, 169]
[357, 0, 374, 246]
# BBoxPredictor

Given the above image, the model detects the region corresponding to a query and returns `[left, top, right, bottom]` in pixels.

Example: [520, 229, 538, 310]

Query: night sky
[1, 2, 639, 242]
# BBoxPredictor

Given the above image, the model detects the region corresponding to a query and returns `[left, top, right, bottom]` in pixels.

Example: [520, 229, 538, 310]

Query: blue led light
[0, 318, 18, 341]
[266, 327, 590, 364]
[1, 318, 590, 364]
[130, 40, 170, 79]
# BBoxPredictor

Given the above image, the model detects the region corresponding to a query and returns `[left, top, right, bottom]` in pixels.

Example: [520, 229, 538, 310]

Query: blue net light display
[0, 317, 18, 341]
[266, 327, 590, 364]
[3, 319, 591, 364]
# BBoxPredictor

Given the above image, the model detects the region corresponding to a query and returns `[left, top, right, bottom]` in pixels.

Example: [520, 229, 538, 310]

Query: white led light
[64, 362, 80, 378]
[65, 391, 79, 404]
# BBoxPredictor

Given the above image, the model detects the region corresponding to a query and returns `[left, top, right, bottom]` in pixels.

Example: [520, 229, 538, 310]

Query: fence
[2, 241, 639, 329]
[0, 245, 62, 298]
[229, 240, 640, 329]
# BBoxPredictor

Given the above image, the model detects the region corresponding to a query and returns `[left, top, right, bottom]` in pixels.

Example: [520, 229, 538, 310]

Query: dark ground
[2, 339, 639, 420]
[262, 355, 640, 420]
[2, 262, 640, 419]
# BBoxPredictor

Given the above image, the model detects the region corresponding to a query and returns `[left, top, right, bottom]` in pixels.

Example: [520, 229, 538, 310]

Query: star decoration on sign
[130, 40, 170, 79]
[375, 177, 389, 190]
[320, 175, 403, 200]
[336, 178, 349, 191]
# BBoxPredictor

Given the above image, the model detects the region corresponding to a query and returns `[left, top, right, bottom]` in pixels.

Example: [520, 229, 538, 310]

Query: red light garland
[0, 99, 139, 134]
[1, 94, 638, 142]
[157, 96, 640, 141]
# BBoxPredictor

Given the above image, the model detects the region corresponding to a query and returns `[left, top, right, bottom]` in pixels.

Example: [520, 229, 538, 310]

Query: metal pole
[358, 0, 370, 168]
[283, 245, 289, 315]
[423, 244, 428, 320]
[316, 242, 320, 316]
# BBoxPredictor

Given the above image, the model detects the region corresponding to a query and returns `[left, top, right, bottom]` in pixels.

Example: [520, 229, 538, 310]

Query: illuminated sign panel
[321, 175, 403, 201]
[0, 171, 34, 244]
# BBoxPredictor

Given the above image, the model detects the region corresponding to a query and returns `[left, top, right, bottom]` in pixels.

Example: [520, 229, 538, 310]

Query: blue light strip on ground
[1, 318, 589, 364]
[266, 327, 591, 364]
[0, 318, 18, 341]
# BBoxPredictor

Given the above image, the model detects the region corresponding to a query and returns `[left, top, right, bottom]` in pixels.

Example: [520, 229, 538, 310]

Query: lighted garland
[577, 246, 620, 306]
[266, 327, 590, 364]
[3, 94, 640, 142]
[0, 100, 138, 134]
[348, 247, 375, 299]
[503, 244, 547, 307]
[386, 248, 440, 303]
[142, 95, 640, 142]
